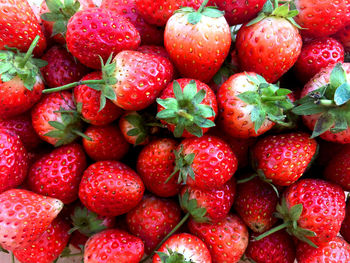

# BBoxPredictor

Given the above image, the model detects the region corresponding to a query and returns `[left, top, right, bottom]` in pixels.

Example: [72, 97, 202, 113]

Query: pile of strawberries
[1, 0, 350, 262]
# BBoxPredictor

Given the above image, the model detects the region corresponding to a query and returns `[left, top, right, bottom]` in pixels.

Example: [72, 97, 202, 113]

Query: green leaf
[289, 204, 303, 221]
[186, 124, 203, 138]
[262, 0, 274, 13]
[173, 80, 183, 101]
[173, 121, 185, 138]
[251, 106, 266, 133]
[334, 83, 350, 105]
[157, 109, 177, 119]
[276, 88, 292, 96]
[99, 95, 106, 112]
[201, 7, 224, 18]
[44, 130, 64, 138]
[187, 12, 202, 25]
[330, 63, 347, 89]
[192, 89, 206, 105]
[127, 128, 140, 136]
[331, 114, 348, 133]
[103, 86, 116, 101]
[237, 91, 260, 105]
[46, 0, 63, 13]
[193, 116, 215, 128]
[48, 121, 66, 130]
[183, 80, 197, 100]
[272, 3, 289, 17]
[311, 112, 335, 138]
[51, 20, 66, 37]
[292, 102, 328, 115]
[196, 104, 215, 118]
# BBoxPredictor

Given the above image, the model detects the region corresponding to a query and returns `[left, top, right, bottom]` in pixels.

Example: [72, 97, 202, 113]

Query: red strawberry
[164, 2, 231, 83]
[12, 217, 71, 263]
[246, 230, 296, 263]
[294, 37, 345, 83]
[137, 45, 171, 60]
[181, 178, 236, 222]
[296, 237, 350, 263]
[0, 0, 46, 56]
[251, 132, 317, 186]
[153, 233, 211, 263]
[126, 195, 181, 253]
[0, 128, 28, 193]
[84, 229, 144, 263]
[119, 111, 151, 146]
[79, 161, 145, 216]
[83, 124, 129, 161]
[0, 113, 41, 150]
[0, 189, 63, 251]
[40, 45, 90, 88]
[236, 1, 302, 83]
[217, 72, 294, 138]
[101, 0, 164, 45]
[157, 79, 217, 138]
[234, 176, 278, 233]
[335, 24, 350, 53]
[174, 135, 237, 190]
[188, 214, 249, 263]
[341, 199, 350, 243]
[137, 138, 180, 197]
[66, 7, 141, 69]
[27, 143, 87, 204]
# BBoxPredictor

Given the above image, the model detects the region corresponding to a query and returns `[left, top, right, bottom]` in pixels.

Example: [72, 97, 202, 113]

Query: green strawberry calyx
[237, 73, 294, 133]
[0, 35, 47, 91]
[255, 197, 317, 248]
[156, 247, 193, 263]
[292, 63, 350, 138]
[156, 80, 216, 138]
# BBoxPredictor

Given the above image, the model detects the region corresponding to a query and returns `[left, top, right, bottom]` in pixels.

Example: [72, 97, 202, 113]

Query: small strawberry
[164, 0, 231, 83]
[79, 161, 145, 216]
[341, 199, 350, 243]
[27, 143, 87, 204]
[137, 138, 180, 197]
[126, 195, 182, 253]
[153, 233, 212, 263]
[0, 189, 63, 251]
[84, 229, 144, 263]
[66, 7, 141, 69]
[12, 217, 71, 263]
[157, 79, 217, 138]
[188, 214, 249, 263]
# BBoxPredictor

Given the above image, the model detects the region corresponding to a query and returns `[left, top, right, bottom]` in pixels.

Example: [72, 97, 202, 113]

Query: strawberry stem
[42, 79, 106, 94]
[72, 129, 92, 141]
[197, 0, 209, 12]
[261, 95, 288, 102]
[254, 222, 289, 240]
[237, 174, 257, 184]
[20, 35, 40, 68]
[11, 252, 15, 263]
[319, 99, 335, 106]
[177, 110, 194, 121]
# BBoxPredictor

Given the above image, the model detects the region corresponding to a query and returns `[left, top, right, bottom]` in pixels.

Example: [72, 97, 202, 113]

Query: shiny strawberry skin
[13, 217, 71, 263]
[137, 45, 171, 60]
[84, 229, 144, 263]
[0, 0, 47, 56]
[0, 128, 28, 193]
[137, 138, 180, 197]
[79, 161, 145, 216]
[246, 230, 296, 263]
[335, 24, 350, 52]
[0, 189, 63, 251]
[296, 237, 350, 263]
[153, 233, 212, 263]
[66, 8, 141, 69]
[112, 50, 174, 110]
[83, 124, 129, 161]
[294, 37, 344, 83]
[41, 45, 90, 88]
[126, 195, 181, 253]
[27, 143, 87, 204]
[251, 132, 317, 186]
[188, 214, 249, 263]
[341, 200, 350, 244]
[236, 17, 302, 83]
[284, 179, 345, 246]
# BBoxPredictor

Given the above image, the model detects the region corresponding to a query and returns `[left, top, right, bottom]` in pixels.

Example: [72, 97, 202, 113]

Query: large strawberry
[236, 0, 302, 83]
[217, 72, 294, 138]
[0, 189, 63, 251]
[164, 0, 231, 83]
[66, 7, 141, 69]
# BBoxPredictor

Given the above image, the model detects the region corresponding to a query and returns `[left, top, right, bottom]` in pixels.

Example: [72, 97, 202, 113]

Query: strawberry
[0, 189, 63, 251]
[101, 0, 164, 45]
[137, 45, 171, 60]
[157, 79, 217, 138]
[234, 176, 278, 233]
[119, 111, 151, 146]
[27, 143, 87, 204]
[0, 0, 46, 56]
[217, 72, 294, 138]
[84, 229, 144, 263]
[188, 214, 249, 263]
[12, 217, 71, 263]
[137, 138, 180, 197]
[251, 132, 317, 186]
[236, 1, 302, 83]
[40, 45, 90, 88]
[0, 36, 46, 118]
[83, 124, 129, 161]
[78, 161, 145, 216]
[180, 178, 236, 222]
[164, 1, 231, 83]
[294, 37, 345, 83]
[293, 63, 350, 143]
[172, 135, 237, 190]
[335, 24, 350, 53]
[152, 233, 211, 263]
[246, 230, 296, 263]
[126, 195, 182, 253]
[296, 237, 350, 263]
[0, 128, 28, 194]
[66, 7, 141, 69]
[256, 179, 346, 247]
[341, 199, 350, 244]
